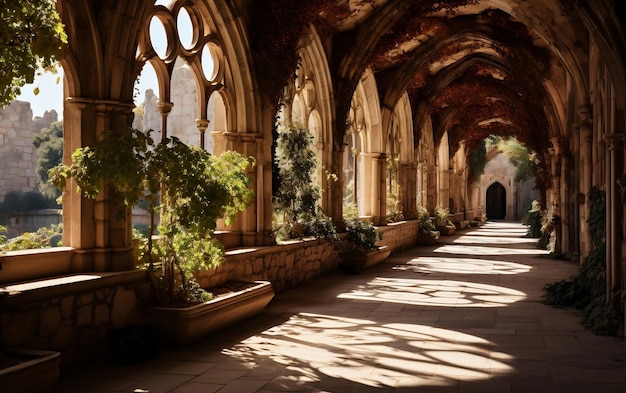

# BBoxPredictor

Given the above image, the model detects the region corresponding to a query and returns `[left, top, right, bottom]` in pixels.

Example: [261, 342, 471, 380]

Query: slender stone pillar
[195, 118, 209, 150]
[157, 101, 173, 141]
[400, 162, 417, 219]
[605, 134, 623, 305]
[578, 105, 593, 259]
[549, 137, 562, 254]
[212, 131, 263, 246]
[371, 153, 387, 226]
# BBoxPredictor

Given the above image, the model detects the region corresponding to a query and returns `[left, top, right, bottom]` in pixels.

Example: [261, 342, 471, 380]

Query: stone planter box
[436, 225, 456, 236]
[416, 230, 440, 245]
[339, 245, 391, 274]
[145, 280, 274, 344]
[0, 348, 61, 393]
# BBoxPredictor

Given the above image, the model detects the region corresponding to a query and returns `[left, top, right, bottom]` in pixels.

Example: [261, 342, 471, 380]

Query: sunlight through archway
[395, 256, 532, 275]
[338, 277, 527, 307]
[224, 313, 514, 389]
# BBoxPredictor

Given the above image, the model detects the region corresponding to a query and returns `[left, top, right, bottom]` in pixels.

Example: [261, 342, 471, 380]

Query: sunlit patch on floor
[435, 244, 550, 256]
[453, 235, 539, 245]
[224, 313, 514, 388]
[396, 256, 532, 275]
[338, 277, 526, 307]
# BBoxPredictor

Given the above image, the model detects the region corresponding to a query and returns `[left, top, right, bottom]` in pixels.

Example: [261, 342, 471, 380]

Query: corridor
[54, 222, 626, 393]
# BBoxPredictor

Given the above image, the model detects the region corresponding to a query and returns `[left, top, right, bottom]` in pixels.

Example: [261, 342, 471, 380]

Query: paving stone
[52, 223, 625, 393]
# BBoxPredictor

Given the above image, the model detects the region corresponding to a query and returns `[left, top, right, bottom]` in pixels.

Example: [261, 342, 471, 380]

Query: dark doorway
[486, 182, 506, 220]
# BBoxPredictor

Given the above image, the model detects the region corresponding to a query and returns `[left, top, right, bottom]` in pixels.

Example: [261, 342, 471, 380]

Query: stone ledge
[0, 270, 147, 306]
[0, 247, 73, 284]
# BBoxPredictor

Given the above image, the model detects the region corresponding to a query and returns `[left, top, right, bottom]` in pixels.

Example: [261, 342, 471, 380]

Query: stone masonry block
[39, 307, 62, 337]
[94, 304, 110, 327]
[60, 295, 74, 320]
[76, 305, 92, 327]
[111, 287, 138, 327]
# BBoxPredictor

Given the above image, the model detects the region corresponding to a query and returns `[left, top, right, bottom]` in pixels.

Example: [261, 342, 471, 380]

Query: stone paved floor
[52, 222, 626, 393]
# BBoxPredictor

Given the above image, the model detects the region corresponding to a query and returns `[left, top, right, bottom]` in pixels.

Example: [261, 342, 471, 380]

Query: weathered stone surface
[111, 287, 138, 327]
[51, 325, 75, 350]
[0, 311, 37, 347]
[39, 307, 61, 336]
[76, 305, 92, 327]
[77, 293, 93, 306]
[94, 304, 110, 327]
[60, 296, 74, 320]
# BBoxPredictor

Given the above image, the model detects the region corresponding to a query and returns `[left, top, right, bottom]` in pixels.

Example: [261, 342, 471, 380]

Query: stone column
[438, 166, 450, 209]
[157, 101, 173, 141]
[605, 133, 623, 305]
[330, 145, 346, 232]
[212, 131, 263, 246]
[63, 98, 135, 272]
[549, 137, 562, 254]
[427, 164, 437, 212]
[195, 118, 209, 150]
[370, 153, 387, 226]
[579, 105, 593, 258]
[400, 162, 417, 219]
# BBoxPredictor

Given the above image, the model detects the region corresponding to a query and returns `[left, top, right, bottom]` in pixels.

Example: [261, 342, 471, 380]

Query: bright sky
[16, 66, 159, 120]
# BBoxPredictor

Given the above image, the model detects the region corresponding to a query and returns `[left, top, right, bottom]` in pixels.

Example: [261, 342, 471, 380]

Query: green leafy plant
[50, 128, 254, 306]
[33, 120, 63, 200]
[273, 123, 336, 242]
[524, 200, 542, 238]
[416, 204, 435, 234]
[433, 205, 453, 227]
[543, 187, 623, 336]
[345, 217, 382, 251]
[0, 224, 62, 251]
[0, 225, 8, 248]
[0, 0, 67, 106]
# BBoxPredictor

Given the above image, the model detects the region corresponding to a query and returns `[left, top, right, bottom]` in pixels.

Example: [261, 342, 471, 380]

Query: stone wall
[4, 209, 62, 238]
[0, 219, 421, 370]
[197, 238, 343, 291]
[0, 271, 146, 369]
[0, 101, 58, 201]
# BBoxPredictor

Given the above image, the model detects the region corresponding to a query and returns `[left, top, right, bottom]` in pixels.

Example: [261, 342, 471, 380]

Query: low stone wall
[377, 220, 420, 252]
[197, 219, 422, 291]
[197, 238, 343, 291]
[4, 209, 62, 238]
[0, 219, 423, 371]
[0, 271, 147, 369]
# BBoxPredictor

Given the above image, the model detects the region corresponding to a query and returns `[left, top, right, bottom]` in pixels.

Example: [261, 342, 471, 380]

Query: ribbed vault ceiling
[252, 0, 591, 156]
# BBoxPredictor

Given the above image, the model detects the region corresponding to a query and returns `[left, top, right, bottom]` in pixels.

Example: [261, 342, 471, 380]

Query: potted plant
[434, 205, 456, 236]
[272, 123, 337, 242]
[50, 128, 274, 344]
[339, 217, 389, 274]
[416, 204, 439, 245]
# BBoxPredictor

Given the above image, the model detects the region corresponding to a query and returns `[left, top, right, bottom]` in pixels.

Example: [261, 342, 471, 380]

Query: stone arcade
[1, 0, 625, 372]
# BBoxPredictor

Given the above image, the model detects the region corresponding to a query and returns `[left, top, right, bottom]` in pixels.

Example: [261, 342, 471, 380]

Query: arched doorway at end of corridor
[486, 182, 506, 220]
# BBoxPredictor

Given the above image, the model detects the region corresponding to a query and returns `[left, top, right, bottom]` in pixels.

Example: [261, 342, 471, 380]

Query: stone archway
[486, 182, 506, 220]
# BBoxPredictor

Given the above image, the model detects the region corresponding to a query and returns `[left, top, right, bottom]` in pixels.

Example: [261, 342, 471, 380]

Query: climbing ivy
[543, 187, 624, 336]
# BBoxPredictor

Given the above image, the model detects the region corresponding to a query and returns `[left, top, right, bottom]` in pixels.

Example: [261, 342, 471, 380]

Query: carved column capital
[157, 100, 173, 115]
